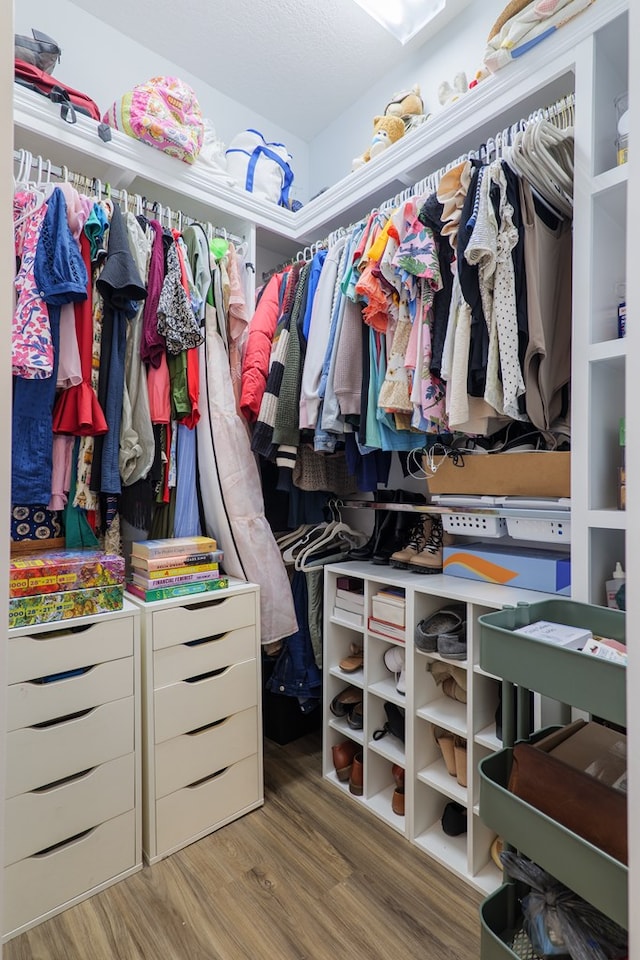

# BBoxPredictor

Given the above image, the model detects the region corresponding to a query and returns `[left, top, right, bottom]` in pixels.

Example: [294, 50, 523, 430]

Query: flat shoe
[346, 701, 363, 729]
[330, 685, 362, 717]
[415, 604, 466, 653]
[437, 632, 467, 660]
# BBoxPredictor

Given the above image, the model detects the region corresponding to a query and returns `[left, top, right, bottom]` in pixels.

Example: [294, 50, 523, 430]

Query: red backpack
[14, 58, 101, 123]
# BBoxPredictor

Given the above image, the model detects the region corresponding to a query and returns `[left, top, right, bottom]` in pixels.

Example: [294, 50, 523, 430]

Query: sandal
[339, 642, 364, 673]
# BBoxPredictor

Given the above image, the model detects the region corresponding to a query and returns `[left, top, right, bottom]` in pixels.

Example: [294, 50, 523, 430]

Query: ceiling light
[353, 0, 447, 45]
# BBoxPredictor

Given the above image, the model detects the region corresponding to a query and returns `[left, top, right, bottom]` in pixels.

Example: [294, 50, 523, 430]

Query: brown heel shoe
[454, 737, 467, 787]
[434, 727, 456, 776]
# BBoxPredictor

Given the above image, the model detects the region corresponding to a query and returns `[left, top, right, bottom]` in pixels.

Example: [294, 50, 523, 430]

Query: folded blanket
[484, 0, 595, 73]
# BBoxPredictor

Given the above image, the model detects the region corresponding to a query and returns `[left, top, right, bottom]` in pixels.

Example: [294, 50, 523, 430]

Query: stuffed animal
[384, 85, 424, 126]
[438, 72, 469, 108]
[469, 67, 490, 90]
[352, 115, 405, 171]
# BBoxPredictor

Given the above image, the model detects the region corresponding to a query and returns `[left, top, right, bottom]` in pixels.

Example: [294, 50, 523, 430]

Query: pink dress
[13, 191, 53, 379]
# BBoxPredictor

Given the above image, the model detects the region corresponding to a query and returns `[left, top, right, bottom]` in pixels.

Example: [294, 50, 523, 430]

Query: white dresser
[130, 581, 264, 864]
[4, 600, 142, 941]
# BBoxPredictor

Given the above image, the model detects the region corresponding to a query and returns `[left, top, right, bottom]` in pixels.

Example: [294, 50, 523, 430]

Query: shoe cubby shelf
[322, 561, 550, 896]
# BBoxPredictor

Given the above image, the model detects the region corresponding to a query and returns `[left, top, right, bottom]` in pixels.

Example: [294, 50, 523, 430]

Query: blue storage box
[443, 542, 570, 595]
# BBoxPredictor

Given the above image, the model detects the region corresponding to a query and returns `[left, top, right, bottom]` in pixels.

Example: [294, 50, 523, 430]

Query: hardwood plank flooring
[5, 731, 482, 960]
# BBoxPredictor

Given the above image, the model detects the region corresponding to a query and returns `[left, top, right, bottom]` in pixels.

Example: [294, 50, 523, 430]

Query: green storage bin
[480, 744, 628, 929]
[480, 883, 542, 960]
[478, 599, 625, 726]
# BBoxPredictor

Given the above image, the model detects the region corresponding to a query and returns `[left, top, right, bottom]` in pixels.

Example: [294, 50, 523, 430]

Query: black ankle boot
[372, 490, 426, 565]
[349, 489, 396, 561]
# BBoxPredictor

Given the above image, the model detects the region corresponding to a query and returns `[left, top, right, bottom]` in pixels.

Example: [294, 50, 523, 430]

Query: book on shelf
[131, 550, 223, 572]
[368, 616, 405, 642]
[334, 594, 365, 615]
[131, 561, 219, 580]
[126, 577, 229, 603]
[131, 536, 217, 560]
[336, 576, 364, 593]
[333, 607, 364, 628]
[374, 586, 406, 602]
[335, 587, 365, 606]
[132, 569, 221, 590]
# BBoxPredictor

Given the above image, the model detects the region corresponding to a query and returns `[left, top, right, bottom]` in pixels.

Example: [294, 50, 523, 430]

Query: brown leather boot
[331, 741, 360, 782]
[349, 752, 364, 796]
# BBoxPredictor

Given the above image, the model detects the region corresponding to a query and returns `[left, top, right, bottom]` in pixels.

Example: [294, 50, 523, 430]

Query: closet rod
[12, 147, 246, 246]
[261, 239, 329, 282]
[310, 90, 576, 248]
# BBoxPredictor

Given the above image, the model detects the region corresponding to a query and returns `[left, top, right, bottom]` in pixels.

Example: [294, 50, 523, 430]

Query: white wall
[15, 0, 311, 203]
[308, 0, 506, 196]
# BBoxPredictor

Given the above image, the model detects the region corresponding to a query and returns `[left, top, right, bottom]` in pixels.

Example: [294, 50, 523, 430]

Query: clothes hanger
[280, 520, 329, 564]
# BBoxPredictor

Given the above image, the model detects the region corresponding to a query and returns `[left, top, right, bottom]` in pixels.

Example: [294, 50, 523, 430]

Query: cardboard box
[510, 723, 627, 862]
[424, 451, 570, 497]
[10, 550, 124, 598]
[443, 542, 570, 595]
[371, 592, 406, 627]
[537, 720, 627, 793]
[9, 585, 124, 629]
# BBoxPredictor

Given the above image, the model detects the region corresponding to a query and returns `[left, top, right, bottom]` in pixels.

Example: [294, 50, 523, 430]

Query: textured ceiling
[68, 0, 453, 141]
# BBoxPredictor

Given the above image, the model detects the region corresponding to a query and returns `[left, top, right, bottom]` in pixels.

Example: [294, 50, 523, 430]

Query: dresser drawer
[5, 753, 135, 867]
[6, 697, 134, 798]
[155, 706, 259, 799]
[155, 754, 260, 854]
[4, 809, 136, 937]
[153, 624, 256, 687]
[154, 659, 257, 743]
[7, 617, 134, 685]
[151, 592, 255, 650]
[7, 657, 133, 731]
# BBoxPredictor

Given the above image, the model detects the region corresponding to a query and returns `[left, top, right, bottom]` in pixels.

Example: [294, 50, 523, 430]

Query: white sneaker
[384, 646, 406, 695]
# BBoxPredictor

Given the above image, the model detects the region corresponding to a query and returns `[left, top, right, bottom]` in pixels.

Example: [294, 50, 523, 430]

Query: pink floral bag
[103, 76, 204, 164]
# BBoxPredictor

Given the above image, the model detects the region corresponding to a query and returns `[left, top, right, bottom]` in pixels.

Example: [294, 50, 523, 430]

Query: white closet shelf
[592, 163, 629, 196]
[588, 339, 626, 362]
[588, 509, 627, 530]
[343, 499, 572, 523]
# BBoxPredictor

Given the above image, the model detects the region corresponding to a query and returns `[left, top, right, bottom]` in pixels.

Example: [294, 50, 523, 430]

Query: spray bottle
[606, 562, 626, 611]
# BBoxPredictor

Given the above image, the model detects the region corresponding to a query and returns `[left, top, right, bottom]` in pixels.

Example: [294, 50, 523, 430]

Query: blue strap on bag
[226, 129, 294, 207]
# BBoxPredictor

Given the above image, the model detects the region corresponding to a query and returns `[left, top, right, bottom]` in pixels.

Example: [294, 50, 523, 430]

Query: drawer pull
[33, 826, 96, 858]
[32, 767, 95, 793]
[32, 706, 95, 729]
[32, 622, 94, 640]
[184, 633, 225, 648]
[186, 717, 227, 737]
[184, 666, 228, 684]
[30, 665, 94, 685]
[186, 767, 228, 789]
[184, 597, 228, 611]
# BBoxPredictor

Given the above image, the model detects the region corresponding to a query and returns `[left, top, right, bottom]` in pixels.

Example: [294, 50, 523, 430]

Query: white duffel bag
[226, 128, 294, 206]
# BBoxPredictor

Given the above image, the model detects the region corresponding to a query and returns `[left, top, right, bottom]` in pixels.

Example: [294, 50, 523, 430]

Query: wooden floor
[5, 730, 482, 960]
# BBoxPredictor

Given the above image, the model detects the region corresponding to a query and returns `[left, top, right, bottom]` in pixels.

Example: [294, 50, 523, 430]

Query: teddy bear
[438, 72, 469, 108]
[352, 115, 405, 171]
[384, 85, 424, 126]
